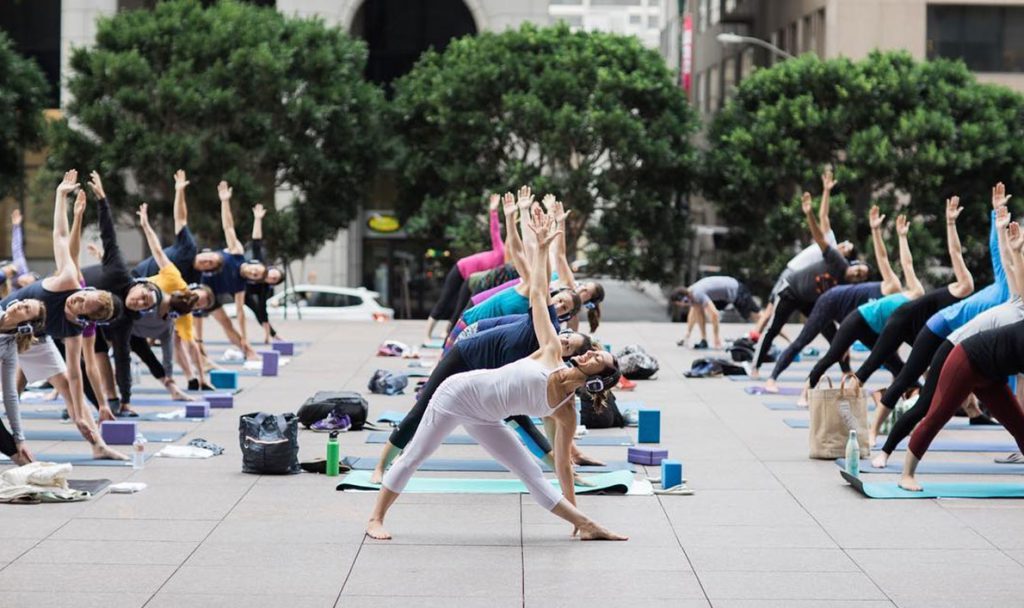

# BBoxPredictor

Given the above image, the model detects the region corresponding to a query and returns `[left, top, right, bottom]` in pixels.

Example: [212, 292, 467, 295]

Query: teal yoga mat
[376, 411, 406, 425]
[337, 469, 636, 494]
[841, 470, 1024, 498]
[0, 453, 154, 467]
[364, 431, 634, 446]
[12, 409, 205, 423]
[785, 418, 1001, 431]
[23, 429, 187, 443]
[421, 340, 445, 349]
[836, 458, 1024, 475]
[342, 456, 635, 473]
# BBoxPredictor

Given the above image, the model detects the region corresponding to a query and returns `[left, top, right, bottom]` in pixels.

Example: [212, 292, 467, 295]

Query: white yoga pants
[381, 405, 562, 511]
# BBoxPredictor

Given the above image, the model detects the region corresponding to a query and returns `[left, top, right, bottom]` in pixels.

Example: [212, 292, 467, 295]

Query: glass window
[740, 46, 755, 80]
[698, 0, 708, 32]
[0, 0, 61, 107]
[723, 56, 736, 101]
[648, 14, 659, 29]
[710, 0, 720, 26]
[630, 14, 643, 25]
[708, 65, 720, 112]
[816, 8, 826, 56]
[927, 5, 1024, 72]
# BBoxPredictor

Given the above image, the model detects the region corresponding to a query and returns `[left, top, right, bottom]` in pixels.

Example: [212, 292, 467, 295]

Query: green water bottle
[326, 431, 340, 477]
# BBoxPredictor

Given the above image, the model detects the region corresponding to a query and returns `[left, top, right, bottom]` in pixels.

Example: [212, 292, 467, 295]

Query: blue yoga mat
[22, 397, 210, 408]
[0, 453, 154, 467]
[23, 429, 187, 443]
[745, 386, 802, 396]
[841, 470, 1024, 498]
[785, 418, 1002, 431]
[765, 401, 876, 412]
[161, 368, 261, 377]
[836, 458, 1024, 475]
[729, 374, 892, 384]
[204, 339, 311, 346]
[12, 409, 204, 423]
[342, 456, 635, 473]
[884, 438, 1018, 453]
[337, 469, 637, 495]
[375, 410, 406, 425]
[364, 431, 634, 447]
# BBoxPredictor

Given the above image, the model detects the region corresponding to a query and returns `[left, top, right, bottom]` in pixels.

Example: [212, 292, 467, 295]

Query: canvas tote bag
[808, 374, 870, 459]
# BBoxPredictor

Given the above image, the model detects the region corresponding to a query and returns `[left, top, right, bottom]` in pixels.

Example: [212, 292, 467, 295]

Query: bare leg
[764, 378, 779, 393]
[899, 451, 923, 492]
[424, 317, 438, 341]
[549, 499, 627, 540]
[366, 486, 401, 540]
[797, 382, 810, 407]
[869, 390, 890, 447]
[369, 441, 401, 485]
[52, 374, 126, 460]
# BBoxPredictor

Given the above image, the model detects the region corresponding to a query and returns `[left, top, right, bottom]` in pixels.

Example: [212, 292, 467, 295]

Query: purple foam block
[627, 447, 668, 466]
[261, 351, 279, 377]
[206, 394, 234, 409]
[101, 420, 138, 445]
[185, 403, 210, 418]
[271, 342, 294, 356]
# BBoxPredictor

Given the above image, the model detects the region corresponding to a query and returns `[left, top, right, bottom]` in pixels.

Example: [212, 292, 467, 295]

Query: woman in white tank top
[366, 196, 627, 542]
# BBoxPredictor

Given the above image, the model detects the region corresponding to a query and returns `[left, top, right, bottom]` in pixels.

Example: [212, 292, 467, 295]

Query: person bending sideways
[0, 298, 47, 465]
[900, 319, 1024, 492]
[798, 207, 925, 404]
[366, 208, 626, 542]
[751, 192, 869, 378]
[869, 187, 1010, 441]
[673, 276, 759, 349]
[871, 220, 1024, 469]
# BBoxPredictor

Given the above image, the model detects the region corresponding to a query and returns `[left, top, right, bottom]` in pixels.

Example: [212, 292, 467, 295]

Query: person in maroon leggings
[900, 320, 1024, 491]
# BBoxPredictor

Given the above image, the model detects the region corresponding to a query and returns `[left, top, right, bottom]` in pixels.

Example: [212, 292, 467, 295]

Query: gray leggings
[0, 335, 24, 453]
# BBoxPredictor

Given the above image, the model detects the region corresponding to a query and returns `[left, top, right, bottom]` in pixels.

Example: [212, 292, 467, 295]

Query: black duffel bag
[297, 391, 370, 430]
[579, 390, 625, 429]
[239, 412, 300, 475]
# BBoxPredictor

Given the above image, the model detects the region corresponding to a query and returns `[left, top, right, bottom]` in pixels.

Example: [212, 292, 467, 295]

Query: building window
[802, 15, 813, 55]
[723, 56, 736, 101]
[708, 65, 720, 113]
[629, 14, 642, 25]
[927, 5, 1024, 72]
[740, 46, 755, 80]
[698, 0, 708, 33]
[648, 14, 659, 29]
[550, 0, 583, 4]
[788, 22, 798, 55]
[815, 8, 826, 56]
[0, 0, 61, 108]
[694, 72, 704, 112]
[710, 0, 721, 27]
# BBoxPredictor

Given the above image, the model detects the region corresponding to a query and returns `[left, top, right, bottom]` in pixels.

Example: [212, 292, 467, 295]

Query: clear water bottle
[132, 432, 147, 470]
[131, 359, 141, 385]
[845, 430, 860, 477]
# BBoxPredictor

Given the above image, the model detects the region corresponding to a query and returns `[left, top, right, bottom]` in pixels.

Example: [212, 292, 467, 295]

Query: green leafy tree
[45, 0, 383, 259]
[391, 23, 698, 282]
[0, 30, 49, 200]
[703, 51, 1024, 293]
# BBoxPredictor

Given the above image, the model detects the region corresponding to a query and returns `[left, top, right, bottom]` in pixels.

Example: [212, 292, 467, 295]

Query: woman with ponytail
[0, 297, 46, 465]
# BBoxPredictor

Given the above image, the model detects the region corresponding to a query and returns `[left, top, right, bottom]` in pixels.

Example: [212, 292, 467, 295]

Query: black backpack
[297, 391, 370, 430]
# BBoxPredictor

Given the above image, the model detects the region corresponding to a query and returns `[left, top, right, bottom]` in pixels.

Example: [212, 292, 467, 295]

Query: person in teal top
[802, 206, 926, 398]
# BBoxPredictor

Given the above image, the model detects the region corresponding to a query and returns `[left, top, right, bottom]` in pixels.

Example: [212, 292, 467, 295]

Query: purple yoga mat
[744, 385, 803, 396]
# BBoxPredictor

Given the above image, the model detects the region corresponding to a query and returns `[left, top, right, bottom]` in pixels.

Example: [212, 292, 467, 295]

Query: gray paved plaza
[2, 319, 1023, 607]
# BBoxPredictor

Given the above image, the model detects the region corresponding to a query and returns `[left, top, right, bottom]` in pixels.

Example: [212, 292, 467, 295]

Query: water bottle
[845, 430, 860, 477]
[132, 432, 147, 470]
[574, 395, 582, 428]
[131, 359, 141, 385]
[326, 431, 340, 477]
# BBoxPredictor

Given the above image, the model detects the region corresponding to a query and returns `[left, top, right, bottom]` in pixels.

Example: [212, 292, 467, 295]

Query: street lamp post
[716, 32, 794, 60]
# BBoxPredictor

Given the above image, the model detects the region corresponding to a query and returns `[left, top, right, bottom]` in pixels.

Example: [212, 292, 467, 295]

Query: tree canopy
[0, 30, 49, 201]
[702, 51, 1024, 293]
[390, 23, 698, 282]
[45, 0, 384, 259]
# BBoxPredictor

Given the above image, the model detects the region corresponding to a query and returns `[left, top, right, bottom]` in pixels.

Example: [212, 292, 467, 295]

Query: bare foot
[369, 465, 385, 485]
[572, 448, 605, 466]
[796, 386, 810, 407]
[579, 523, 628, 541]
[898, 476, 923, 492]
[748, 367, 760, 380]
[92, 443, 129, 461]
[763, 378, 779, 394]
[98, 406, 116, 422]
[45, 389, 59, 401]
[573, 473, 595, 487]
[870, 452, 890, 469]
[171, 390, 195, 402]
[366, 519, 392, 540]
[868, 430, 878, 448]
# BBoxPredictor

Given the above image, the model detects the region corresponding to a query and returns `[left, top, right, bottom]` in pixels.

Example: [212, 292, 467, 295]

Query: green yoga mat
[0, 453, 154, 467]
[841, 470, 1024, 498]
[364, 431, 634, 446]
[336, 469, 638, 495]
[836, 458, 1024, 475]
[342, 456, 635, 473]
[785, 418, 1002, 431]
[23, 429, 187, 443]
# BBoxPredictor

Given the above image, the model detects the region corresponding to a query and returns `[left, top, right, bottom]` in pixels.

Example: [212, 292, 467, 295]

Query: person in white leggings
[366, 198, 627, 542]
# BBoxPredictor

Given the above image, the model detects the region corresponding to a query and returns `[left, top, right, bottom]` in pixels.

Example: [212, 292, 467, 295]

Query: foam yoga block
[205, 394, 234, 408]
[261, 351, 279, 376]
[185, 403, 210, 418]
[661, 459, 683, 489]
[101, 420, 137, 445]
[841, 470, 1024, 498]
[210, 370, 239, 389]
[638, 410, 660, 443]
[628, 447, 668, 465]
[271, 342, 295, 356]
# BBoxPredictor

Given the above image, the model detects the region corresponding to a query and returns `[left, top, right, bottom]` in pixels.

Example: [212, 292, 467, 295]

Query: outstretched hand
[526, 208, 562, 248]
[821, 167, 836, 192]
[997, 205, 1012, 230]
[174, 169, 189, 191]
[895, 214, 909, 237]
[57, 170, 79, 196]
[1008, 222, 1024, 251]
[800, 192, 813, 215]
[993, 182, 1012, 210]
[502, 192, 516, 217]
[869, 205, 885, 230]
[137, 203, 150, 228]
[73, 190, 87, 217]
[488, 193, 500, 212]
[87, 171, 105, 200]
[946, 197, 963, 223]
[217, 181, 232, 203]
[516, 185, 534, 211]
[86, 242, 104, 261]
[551, 199, 570, 224]
[11, 209, 22, 226]
[252, 203, 266, 220]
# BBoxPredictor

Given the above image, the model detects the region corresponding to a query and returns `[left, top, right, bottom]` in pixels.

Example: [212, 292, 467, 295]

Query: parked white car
[224, 284, 394, 322]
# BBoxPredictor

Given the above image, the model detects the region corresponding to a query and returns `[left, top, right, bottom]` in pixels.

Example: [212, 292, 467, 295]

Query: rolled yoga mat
[764, 401, 876, 412]
[23, 429, 188, 443]
[11, 409, 205, 423]
[342, 456, 635, 473]
[841, 470, 1024, 499]
[836, 458, 1024, 476]
[363, 431, 634, 447]
[0, 453, 154, 467]
[784, 418, 1003, 431]
[337, 469, 641, 495]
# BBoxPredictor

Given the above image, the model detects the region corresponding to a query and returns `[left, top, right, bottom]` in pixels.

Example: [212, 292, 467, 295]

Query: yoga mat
[13, 410, 205, 423]
[204, 339, 311, 346]
[786, 418, 1002, 431]
[376, 410, 407, 425]
[745, 386, 802, 396]
[406, 370, 431, 378]
[23, 429, 187, 443]
[364, 431, 634, 446]
[21, 396, 210, 408]
[0, 453, 154, 467]
[336, 469, 641, 495]
[162, 368, 261, 377]
[421, 340, 445, 349]
[128, 387, 241, 396]
[841, 470, 1024, 499]
[765, 401, 876, 412]
[68, 479, 112, 494]
[883, 438, 1019, 453]
[728, 374, 891, 384]
[342, 456, 635, 473]
[836, 458, 1024, 476]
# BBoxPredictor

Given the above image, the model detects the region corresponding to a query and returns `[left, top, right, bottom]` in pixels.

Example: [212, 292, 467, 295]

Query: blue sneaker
[311, 412, 351, 433]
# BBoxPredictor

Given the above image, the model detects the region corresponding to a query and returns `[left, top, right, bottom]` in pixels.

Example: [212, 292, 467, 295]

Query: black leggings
[0, 421, 16, 457]
[807, 311, 906, 388]
[753, 294, 810, 371]
[388, 346, 553, 455]
[130, 335, 166, 380]
[429, 266, 464, 321]
[449, 281, 474, 328]
[882, 339, 954, 455]
[879, 327, 945, 410]
[770, 311, 850, 380]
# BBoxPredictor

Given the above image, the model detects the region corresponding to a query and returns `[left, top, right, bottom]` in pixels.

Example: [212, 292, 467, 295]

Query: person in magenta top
[424, 194, 506, 341]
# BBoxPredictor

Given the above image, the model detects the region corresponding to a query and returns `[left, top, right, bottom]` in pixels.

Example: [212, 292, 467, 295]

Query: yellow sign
[367, 213, 400, 233]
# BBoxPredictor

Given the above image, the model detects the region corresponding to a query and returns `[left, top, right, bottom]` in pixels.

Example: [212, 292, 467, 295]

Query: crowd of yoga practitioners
[0, 169, 285, 465]
[673, 169, 1024, 493]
